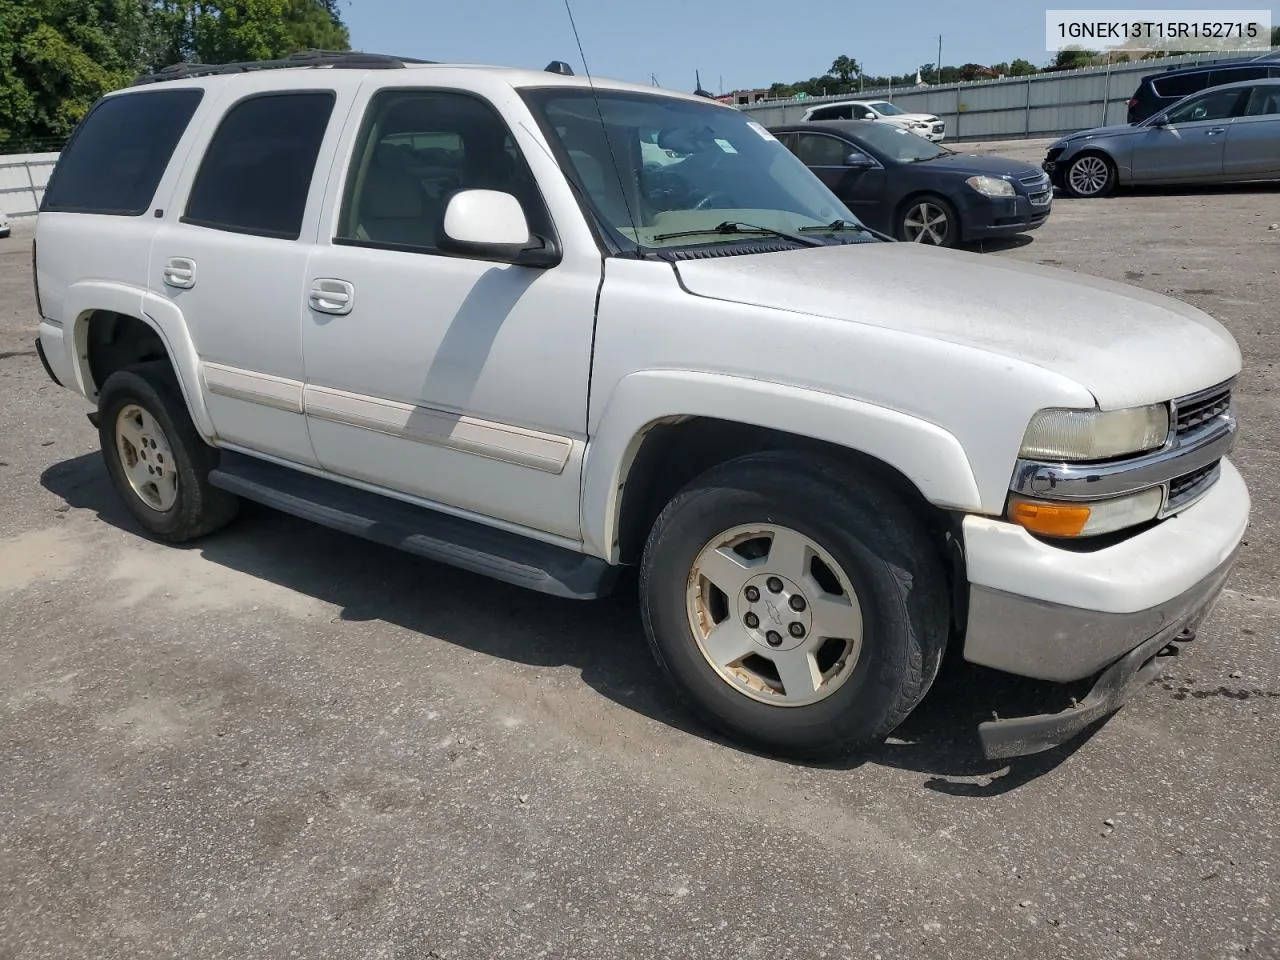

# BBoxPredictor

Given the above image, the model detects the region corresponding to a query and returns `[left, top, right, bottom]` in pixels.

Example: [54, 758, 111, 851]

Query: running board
[208, 451, 617, 600]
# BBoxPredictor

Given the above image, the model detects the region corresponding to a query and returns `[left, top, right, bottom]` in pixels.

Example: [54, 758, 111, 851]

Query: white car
[802, 99, 946, 141]
[32, 52, 1246, 762]
[0, 209, 10, 238]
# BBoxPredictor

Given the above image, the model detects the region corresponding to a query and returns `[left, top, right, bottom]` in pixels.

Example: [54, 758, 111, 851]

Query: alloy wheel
[1068, 155, 1111, 196]
[685, 523, 864, 707]
[115, 403, 178, 511]
[903, 202, 951, 244]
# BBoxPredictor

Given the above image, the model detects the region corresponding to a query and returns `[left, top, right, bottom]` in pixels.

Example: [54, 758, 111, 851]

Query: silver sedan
[1044, 78, 1280, 198]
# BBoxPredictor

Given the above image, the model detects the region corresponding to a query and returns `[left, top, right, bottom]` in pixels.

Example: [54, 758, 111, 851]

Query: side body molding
[580, 369, 983, 562]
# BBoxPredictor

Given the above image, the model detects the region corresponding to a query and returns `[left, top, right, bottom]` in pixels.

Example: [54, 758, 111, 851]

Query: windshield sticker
[747, 121, 777, 142]
[715, 138, 739, 154]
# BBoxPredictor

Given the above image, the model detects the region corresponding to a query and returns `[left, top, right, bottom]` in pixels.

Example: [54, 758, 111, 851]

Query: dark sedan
[769, 120, 1052, 246]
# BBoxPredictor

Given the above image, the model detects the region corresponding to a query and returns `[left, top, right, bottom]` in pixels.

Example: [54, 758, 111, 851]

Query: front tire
[1063, 152, 1116, 198]
[896, 194, 959, 246]
[98, 362, 239, 543]
[639, 452, 949, 761]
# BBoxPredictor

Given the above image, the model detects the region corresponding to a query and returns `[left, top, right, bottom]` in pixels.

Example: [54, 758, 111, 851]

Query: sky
[343, 0, 1278, 94]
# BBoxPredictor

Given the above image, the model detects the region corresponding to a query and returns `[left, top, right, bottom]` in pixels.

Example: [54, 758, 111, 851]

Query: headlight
[965, 175, 1015, 198]
[1008, 487, 1164, 538]
[1020, 404, 1170, 462]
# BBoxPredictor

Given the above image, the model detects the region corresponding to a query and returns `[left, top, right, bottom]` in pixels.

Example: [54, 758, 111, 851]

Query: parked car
[801, 99, 946, 141]
[771, 119, 1051, 246]
[33, 52, 1247, 763]
[1127, 51, 1280, 123]
[0, 209, 9, 239]
[1046, 77, 1280, 198]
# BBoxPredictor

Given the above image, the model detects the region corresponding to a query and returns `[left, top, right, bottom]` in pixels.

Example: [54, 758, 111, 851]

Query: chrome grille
[1028, 189, 1052, 207]
[1165, 462, 1221, 514]
[1019, 172, 1048, 185]
[1174, 382, 1232, 436]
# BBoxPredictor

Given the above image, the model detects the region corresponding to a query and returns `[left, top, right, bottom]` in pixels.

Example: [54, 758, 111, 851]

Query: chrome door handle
[1206, 127, 1226, 135]
[163, 257, 196, 289]
[309, 279, 354, 315]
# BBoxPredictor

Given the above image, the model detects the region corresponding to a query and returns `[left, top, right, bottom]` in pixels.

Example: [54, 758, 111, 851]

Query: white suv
[803, 99, 946, 141]
[32, 51, 1247, 761]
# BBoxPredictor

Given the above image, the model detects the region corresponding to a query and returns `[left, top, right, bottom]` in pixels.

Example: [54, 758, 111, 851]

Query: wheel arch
[64, 281, 216, 440]
[581, 370, 982, 566]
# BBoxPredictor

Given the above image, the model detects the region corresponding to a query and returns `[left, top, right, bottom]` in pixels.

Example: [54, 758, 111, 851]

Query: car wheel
[1063, 152, 1116, 198]
[897, 194, 959, 246]
[98, 361, 239, 543]
[639, 451, 949, 761]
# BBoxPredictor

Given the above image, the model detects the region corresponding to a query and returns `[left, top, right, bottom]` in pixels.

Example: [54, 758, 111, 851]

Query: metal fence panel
[0, 153, 59, 218]
[741, 49, 1275, 140]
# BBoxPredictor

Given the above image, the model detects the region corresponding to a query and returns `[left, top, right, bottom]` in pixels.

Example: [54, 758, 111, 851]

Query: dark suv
[1127, 52, 1280, 123]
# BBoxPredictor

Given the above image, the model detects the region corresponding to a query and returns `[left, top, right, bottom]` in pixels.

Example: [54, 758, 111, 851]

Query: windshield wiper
[650, 220, 823, 247]
[797, 218, 874, 235]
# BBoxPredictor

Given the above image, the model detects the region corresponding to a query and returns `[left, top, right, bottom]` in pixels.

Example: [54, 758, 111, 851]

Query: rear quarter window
[40, 89, 204, 216]
[1153, 71, 1210, 99]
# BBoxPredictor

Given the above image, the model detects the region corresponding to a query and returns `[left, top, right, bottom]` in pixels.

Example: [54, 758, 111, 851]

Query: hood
[891, 113, 939, 123]
[672, 243, 1239, 408]
[907, 153, 1043, 179]
[1053, 123, 1141, 146]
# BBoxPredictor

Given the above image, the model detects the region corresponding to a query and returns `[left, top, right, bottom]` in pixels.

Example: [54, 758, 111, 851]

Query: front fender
[64, 280, 215, 441]
[580, 369, 982, 561]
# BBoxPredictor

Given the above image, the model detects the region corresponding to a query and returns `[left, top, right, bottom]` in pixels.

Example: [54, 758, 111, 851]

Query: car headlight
[1019, 404, 1170, 462]
[965, 175, 1016, 198]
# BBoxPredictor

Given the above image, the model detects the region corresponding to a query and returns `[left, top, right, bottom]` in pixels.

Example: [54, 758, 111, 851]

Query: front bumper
[961, 457, 1248, 756]
[959, 191, 1052, 240]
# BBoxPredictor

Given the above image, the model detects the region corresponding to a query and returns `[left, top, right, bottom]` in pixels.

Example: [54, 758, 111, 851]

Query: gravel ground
[1, 161, 1278, 960]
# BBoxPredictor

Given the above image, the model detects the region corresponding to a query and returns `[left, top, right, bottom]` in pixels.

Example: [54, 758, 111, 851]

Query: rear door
[147, 75, 354, 466]
[1222, 85, 1280, 178]
[1130, 86, 1248, 181]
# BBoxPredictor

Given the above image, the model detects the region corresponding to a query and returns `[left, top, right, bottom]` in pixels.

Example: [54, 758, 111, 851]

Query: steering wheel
[693, 190, 735, 211]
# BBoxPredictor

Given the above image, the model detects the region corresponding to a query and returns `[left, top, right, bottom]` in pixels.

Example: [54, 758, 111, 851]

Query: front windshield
[520, 88, 870, 251]
[867, 101, 906, 116]
[851, 122, 952, 161]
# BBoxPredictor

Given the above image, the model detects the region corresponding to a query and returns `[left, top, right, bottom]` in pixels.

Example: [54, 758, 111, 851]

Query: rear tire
[639, 452, 949, 761]
[98, 361, 239, 543]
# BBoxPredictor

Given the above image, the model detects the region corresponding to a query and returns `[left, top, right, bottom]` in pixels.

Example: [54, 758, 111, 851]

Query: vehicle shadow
[41, 451, 1109, 796]
[966, 234, 1035, 254]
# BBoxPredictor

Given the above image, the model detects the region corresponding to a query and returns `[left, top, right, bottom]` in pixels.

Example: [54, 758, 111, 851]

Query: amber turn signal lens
[1008, 497, 1091, 538]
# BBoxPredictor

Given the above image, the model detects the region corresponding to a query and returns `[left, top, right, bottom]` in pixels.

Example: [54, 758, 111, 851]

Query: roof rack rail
[130, 49, 434, 86]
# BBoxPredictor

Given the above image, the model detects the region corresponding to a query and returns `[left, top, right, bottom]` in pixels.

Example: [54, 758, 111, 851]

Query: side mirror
[1153, 115, 1170, 127]
[845, 152, 874, 168]
[441, 189, 543, 263]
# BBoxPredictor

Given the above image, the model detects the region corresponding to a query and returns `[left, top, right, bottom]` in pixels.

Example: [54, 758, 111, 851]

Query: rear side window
[1153, 71, 1210, 99]
[1211, 66, 1267, 86]
[41, 89, 203, 216]
[183, 91, 335, 240]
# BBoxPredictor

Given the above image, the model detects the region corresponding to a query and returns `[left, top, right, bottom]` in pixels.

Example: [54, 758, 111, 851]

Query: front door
[301, 87, 599, 541]
[1222, 85, 1280, 178]
[788, 132, 887, 227]
[1130, 86, 1248, 181]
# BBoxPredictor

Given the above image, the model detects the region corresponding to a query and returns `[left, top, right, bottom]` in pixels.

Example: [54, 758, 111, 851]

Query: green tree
[1008, 58, 1037, 76]
[1271, 25, 1279, 46]
[829, 54, 860, 85]
[0, 0, 151, 146]
[1053, 46, 1097, 69]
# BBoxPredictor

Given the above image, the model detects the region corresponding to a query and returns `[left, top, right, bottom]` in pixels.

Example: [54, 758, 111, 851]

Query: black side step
[208, 452, 617, 600]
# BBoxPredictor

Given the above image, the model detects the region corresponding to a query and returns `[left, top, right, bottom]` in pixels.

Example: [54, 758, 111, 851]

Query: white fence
[0, 152, 58, 219]
[740, 48, 1278, 139]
